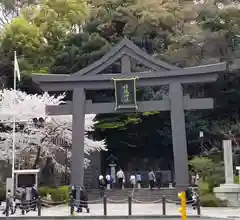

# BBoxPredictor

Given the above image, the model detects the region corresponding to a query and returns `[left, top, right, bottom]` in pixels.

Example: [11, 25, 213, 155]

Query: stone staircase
[133, 188, 178, 203]
[86, 188, 178, 203]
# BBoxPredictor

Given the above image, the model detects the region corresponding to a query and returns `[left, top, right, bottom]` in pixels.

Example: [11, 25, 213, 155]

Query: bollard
[162, 196, 166, 215]
[196, 195, 201, 215]
[5, 198, 9, 217]
[70, 196, 74, 215]
[37, 196, 41, 216]
[103, 195, 107, 216]
[128, 195, 132, 216]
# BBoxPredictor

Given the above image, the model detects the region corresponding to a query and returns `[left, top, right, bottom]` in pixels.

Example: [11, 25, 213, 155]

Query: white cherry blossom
[0, 89, 106, 173]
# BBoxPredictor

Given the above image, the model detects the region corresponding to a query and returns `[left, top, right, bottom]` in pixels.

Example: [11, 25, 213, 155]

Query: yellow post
[178, 191, 187, 220]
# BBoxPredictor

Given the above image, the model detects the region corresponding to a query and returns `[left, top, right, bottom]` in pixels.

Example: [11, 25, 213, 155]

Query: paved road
[0, 203, 240, 219]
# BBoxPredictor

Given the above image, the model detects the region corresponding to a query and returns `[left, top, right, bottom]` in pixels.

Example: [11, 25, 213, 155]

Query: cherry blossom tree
[0, 89, 106, 173]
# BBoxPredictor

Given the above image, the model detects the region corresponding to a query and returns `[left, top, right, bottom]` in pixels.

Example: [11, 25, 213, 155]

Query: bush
[198, 181, 209, 195]
[0, 188, 5, 202]
[234, 175, 239, 184]
[39, 186, 69, 202]
[200, 193, 227, 207]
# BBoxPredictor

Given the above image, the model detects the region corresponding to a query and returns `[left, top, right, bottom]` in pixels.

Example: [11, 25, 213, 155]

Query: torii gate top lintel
[32, 38, 227, 91]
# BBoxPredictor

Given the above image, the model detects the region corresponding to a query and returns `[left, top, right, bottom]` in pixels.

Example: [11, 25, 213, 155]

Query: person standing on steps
[106, 173, 112, 190]
[99, 174, 106, 197]
[116, 168, 125, 189]
[156, 171, 162, 189]
[148, 169, 156, 190]
[130, 173, 136, 188]
[136, 172, 142, 189]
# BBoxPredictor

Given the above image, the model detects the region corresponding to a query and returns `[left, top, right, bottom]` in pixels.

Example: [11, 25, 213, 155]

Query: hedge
[199, 180, 228, 207]
[0, 187, 5, 202]
[39, 186, 69, 202]
[0, 186, 70, 203]
[200, 194, 227, 207]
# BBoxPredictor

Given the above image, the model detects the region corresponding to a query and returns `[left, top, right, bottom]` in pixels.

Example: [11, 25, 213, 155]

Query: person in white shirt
[136, 172, 142, 189]
[99, 174, 105, 196]
[106, 174, 111, 190]
[195, 173, 200, 186]
[116, 169, 125, 189]
[129, 174, 136, 188]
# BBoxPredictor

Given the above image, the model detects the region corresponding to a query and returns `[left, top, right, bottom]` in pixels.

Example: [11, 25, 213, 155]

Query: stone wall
[84, 151, 101, 189]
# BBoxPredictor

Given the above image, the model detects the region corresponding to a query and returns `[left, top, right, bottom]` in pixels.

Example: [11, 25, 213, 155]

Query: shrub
[39, 186, 69, 202]
[199, 181, 209, 195]
[234, 175, 239, 184]
[0, 187, 5, 202]
[200, 193, 227, 207]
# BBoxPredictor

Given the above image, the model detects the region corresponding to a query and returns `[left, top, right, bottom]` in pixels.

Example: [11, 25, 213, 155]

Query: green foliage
[39, 186, 69, 202]
[198, 181, 209, 196]
[51, 33, 110, 74]
[0, 187, 5, 202]
[190, 156, 224, 192]
[234, 175, 239, 184]
[200, 194, 227, 207]
[0, 0, 90, 72]
[189, 157, 215, 180]
[199, 180, 227, 207]
[1, 16, 43, 57]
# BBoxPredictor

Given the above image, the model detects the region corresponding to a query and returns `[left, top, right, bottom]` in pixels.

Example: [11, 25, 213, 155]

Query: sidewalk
[1, 203, 239, 218]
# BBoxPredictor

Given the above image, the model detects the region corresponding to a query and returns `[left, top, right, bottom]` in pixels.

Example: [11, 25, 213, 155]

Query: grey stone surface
[214, 184, 240, 206]
[223, 140, 234, 184]
[169, 82, 188, 190]
[1, 203, 240, 218]
[0, 217, 232, 220]
[214, 140, 240, 206]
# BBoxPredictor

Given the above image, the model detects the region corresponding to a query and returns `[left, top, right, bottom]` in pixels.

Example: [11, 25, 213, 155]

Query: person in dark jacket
[70, 185, 77, 200]
[20, 187, 28, 215]
[31, 185, 39, 211]
[2, 190, 14, 215]
[156, 172, 162, 189]
[69, 185, 77, 211]
[77, 186, 89, 213]
[98, 175, 105, 197]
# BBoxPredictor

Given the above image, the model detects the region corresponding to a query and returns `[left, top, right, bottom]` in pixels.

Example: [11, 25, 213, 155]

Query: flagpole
[11, 51, 17, 195]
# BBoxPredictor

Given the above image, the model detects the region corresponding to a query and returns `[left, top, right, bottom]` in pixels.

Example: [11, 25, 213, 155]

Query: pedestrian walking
[31, 185, 39, 211]
[148, 170, 156, 190]
[99, 175, 105, 197]
[77, 186, 90, 213]
[20, 187, 28, 215]
[2, 190, 14, 215]
[106, 174, 112, 190]
[130, 174, 136, 188]
[136, 172, 142, 189]
[116, 168, 125, 189]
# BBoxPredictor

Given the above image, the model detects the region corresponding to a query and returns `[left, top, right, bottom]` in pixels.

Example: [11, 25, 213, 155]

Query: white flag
[14, 51, 21, 81]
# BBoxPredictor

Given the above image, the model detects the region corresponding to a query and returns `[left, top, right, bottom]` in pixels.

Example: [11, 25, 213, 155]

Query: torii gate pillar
[170, 82, 189, 189]
[71, 88, 85, 188]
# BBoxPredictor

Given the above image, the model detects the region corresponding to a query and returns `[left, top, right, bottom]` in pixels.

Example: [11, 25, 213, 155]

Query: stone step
[86, 188, 178, 203]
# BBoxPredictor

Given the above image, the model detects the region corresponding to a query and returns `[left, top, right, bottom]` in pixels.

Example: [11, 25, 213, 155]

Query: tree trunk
[32, 145, 41, 169]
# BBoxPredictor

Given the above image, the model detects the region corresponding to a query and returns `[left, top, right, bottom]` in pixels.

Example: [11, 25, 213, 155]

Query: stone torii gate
[33, 38, 226, 191]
